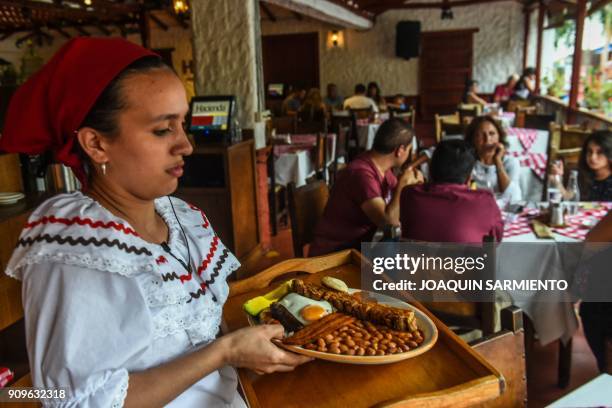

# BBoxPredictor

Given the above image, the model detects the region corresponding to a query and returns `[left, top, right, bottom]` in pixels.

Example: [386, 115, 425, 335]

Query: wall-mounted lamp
[173, 0, 189, 15]
[327, 30, 345, 49]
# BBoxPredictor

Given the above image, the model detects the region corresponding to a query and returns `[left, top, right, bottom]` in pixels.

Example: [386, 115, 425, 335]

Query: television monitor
[188, 95, 235, 142]
[267, 83, 284, 98]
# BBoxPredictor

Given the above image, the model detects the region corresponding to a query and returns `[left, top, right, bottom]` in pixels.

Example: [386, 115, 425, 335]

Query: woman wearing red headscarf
[0, 38, 310, 407]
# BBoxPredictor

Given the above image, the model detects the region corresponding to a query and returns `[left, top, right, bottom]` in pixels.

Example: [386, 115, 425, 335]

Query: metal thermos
[551, 203, 565, 227]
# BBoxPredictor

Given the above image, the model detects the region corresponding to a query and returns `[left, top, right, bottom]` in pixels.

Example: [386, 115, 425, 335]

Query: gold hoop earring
[101, 163, 107, 175]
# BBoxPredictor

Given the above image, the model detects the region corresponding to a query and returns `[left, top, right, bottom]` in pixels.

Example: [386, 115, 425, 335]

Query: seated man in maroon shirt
[400, 139, 503, 243]
[309, 119, 423, 256]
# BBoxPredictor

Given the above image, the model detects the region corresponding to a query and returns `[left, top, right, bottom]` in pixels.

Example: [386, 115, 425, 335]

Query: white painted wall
[262, 1, 525, 97]
[526, 9, 539, 69]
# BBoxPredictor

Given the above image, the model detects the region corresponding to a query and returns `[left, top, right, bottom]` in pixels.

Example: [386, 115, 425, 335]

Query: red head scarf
[0, 37, 158, 187]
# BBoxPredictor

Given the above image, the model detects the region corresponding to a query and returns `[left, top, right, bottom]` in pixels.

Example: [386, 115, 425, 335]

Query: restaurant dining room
[0, 0, 611, 406]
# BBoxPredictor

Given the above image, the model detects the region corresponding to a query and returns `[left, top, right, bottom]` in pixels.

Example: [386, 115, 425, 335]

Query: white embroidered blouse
[4, 192, 245, 407]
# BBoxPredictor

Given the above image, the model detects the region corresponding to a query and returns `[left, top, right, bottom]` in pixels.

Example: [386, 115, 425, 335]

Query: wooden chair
[506, 99, 532, 114]
[349, 107, 374, 121]
[295, 117, 327, 134]
[421, 235, 497, 338]
[517, 112, 554, 130]
[543, 123, 592, 203]
[551, 123, 592, 163]
[287, 180, 329, 258]
[271, 116, 296, 134]
[390, 106, 416, 129]
[330, 123, 350, 186]
[470, 306, 527, 407]
[349, 108, 374, 158]
[267, 149, 288, 236]
[458, 104, 482, 126]
[434, 112, 463, 143]
[313, 132, 328, 181]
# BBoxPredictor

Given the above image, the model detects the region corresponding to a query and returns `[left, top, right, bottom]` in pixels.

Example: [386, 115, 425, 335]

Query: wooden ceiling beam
[165, 10, 188, 29]
[47, 23, 71, 38]
[15, 30, 35, 47]
[94, 23, 111, 35]
[292, 10, 303, 20]
[0, 30, 13, 40]
[149, 12, 168, 30]
[588, 0, 611, 16]
[365, 0, 525, 13]
[260, 2, 277, 22]
[74, 25, 90, 35]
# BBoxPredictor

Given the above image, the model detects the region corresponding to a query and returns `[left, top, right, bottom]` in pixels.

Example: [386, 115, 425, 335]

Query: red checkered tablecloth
[503, 203, 612, 240]
[503, 208, 539, 238]
[552, 204, 612, 240]
[508, 127, 539, 151]
[509, 151, 547, 180]
[0, 367, 14, 387]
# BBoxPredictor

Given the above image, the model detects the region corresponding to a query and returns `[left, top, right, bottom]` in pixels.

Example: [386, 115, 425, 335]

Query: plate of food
[243, 277, 438, 365]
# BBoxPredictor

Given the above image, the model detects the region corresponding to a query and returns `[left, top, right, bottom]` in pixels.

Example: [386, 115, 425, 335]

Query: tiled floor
[528, 320, 600, 407]
[248, 225, 603, 407]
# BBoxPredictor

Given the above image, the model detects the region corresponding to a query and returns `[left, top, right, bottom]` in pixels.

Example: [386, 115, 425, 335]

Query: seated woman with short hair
[465, 116, 522, 203]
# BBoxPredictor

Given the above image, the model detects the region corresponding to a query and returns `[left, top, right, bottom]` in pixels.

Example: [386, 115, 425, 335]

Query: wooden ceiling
[329, 0, 608, 18]
[0, 0, 188, 46]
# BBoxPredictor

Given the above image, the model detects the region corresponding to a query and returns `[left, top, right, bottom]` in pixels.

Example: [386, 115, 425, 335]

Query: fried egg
[277, 293, 333, 324]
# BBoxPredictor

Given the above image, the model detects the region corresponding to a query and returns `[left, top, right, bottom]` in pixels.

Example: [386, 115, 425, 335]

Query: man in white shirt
[343, 83, 379, 112]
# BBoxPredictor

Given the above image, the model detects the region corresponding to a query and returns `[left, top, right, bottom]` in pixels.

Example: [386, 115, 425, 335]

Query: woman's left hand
[494, 143, 506, 163]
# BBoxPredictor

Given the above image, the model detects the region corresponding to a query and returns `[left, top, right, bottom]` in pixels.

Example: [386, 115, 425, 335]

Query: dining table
[272, 133, 337, 187]
[497, 202, 612, 345]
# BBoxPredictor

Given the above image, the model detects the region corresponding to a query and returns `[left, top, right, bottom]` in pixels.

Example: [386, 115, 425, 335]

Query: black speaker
[396, 21, 421, 59]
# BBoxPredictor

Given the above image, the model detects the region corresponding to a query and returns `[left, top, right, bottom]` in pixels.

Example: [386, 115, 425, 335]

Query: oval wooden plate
[247, 289, 438, 365]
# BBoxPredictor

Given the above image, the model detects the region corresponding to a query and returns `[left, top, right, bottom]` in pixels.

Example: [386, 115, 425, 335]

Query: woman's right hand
[220, 325, 313, 374]
[550, 160, 564, 177]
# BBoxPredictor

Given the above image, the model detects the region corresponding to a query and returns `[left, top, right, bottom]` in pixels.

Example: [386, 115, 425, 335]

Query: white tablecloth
[357, 124, 419, 153]
[548, 374, 612, 407]
[273, 134, 337, 187]
[357, 124, 380, 150]
[497, 234, 579, 345]
[274, 149, 314, 188]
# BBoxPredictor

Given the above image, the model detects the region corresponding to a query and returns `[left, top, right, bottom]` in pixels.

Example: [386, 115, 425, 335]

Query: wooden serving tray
[224, 250, 504, 408]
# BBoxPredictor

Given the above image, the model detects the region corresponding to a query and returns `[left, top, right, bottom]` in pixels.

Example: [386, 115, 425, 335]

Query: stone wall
[261, 2, 525, 97]
[191, 0, 261, 129]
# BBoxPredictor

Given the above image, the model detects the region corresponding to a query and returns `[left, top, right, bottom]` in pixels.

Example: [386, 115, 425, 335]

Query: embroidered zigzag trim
[24, 216, 139, 237]
[196, 236, 219, 277]
[188, 203, 210, 229]
[205, 248, 229, 287]
[163, 236, 220, 284]
[161, 271, 181, 282]
[17, 234, 152, 256]
[187, 283, 213, 303]
[186, 248, 230, 304]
